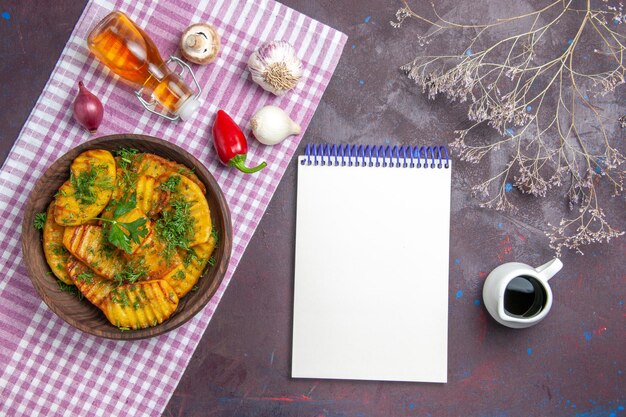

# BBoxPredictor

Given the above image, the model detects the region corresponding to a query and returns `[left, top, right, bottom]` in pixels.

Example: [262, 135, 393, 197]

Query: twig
[393, 0, 625, 255]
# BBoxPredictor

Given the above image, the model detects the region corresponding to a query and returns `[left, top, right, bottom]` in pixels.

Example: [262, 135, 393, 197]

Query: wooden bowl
[21, 134, 232, 340]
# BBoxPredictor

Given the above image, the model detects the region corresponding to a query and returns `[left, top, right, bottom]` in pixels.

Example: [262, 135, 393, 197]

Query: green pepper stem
[229, 154, 267, 174]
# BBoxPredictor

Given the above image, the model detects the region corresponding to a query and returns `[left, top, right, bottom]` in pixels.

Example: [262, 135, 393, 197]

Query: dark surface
[1, 1, 624, 416]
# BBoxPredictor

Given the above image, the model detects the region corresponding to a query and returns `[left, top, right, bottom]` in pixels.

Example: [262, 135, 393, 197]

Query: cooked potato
[63, 225, 125, 280]
[100, 280, 179, 329]
[71, 149, 115, 176]
[135, 174, 169, 217]
[46, 147, 217, 331]
[54, 150, 116, 225]
[42, 203, 72, 284]
[134, 153, 206, 194]
[131, 231, 181, 280]
[163, 235, 216, 298]
[98, 166, 129, 220]
[111, 165, 130, 199]
[66, 256, 115, 307]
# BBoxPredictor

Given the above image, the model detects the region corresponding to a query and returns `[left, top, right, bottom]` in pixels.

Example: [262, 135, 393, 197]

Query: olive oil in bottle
[87, 11, 200, 120]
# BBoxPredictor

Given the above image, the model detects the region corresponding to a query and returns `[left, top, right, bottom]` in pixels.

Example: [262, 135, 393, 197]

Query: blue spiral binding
[301, 144, 450, 168]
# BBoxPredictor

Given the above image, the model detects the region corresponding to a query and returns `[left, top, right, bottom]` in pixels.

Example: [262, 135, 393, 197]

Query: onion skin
[73, 81, 104, 134]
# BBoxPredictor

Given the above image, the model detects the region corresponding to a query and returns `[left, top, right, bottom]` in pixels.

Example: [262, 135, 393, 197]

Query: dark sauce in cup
[503, 276, 547, 317]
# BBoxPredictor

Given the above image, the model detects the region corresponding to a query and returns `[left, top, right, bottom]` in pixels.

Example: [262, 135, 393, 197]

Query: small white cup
[482, 259, 563, 329]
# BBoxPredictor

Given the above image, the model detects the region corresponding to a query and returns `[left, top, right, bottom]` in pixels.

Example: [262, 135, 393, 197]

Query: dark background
[1, 1, 624, 416]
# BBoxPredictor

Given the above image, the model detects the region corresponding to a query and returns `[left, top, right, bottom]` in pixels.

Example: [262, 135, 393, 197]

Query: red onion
[73, 81, 103, 133]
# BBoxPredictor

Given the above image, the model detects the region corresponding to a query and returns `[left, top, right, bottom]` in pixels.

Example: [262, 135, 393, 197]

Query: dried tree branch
[393, 0, 625, 255]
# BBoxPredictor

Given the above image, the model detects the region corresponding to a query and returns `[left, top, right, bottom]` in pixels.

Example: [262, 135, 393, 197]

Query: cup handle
[535, 258, 563, 281]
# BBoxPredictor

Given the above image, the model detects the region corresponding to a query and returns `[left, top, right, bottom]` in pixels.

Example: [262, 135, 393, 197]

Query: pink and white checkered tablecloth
[0, 0, 346, 415]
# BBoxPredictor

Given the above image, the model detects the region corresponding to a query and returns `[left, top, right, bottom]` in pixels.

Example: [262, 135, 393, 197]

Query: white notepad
[292, 144, 452, 383]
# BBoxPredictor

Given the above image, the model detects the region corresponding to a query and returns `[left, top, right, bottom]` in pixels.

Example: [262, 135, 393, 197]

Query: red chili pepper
[212, 110, 267, 174]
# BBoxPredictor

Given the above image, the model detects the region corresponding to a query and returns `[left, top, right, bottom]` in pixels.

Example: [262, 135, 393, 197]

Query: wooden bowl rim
[21, 134, 232, 340]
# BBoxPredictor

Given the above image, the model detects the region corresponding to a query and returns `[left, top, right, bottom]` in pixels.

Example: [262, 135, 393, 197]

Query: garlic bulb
[247, 41, 304, 96]
[250, 105, 301, 146]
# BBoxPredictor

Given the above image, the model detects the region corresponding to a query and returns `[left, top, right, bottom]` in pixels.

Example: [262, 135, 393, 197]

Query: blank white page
[292, 155, 451, 383]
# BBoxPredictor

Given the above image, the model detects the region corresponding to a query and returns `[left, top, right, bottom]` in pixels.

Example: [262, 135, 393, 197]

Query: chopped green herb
[115, 148, 140, 189]
[208, 256, 216, 267]
[132, 298, 142, 310]
[117, 326, 131, 332]
[155, 198, 194, 258]
[173, 269, 186, 281]
[113, 259, 147, 286]
[191, 285, 199, 292]
[211, 226, 219, 244]
[34, 212, 47, 230]
[159, 175, 181, 193]
[110, 289, 131, 307]
[177, 165, 196, 175]
[71, 164, 112, 205]
[115, 148, 139, 170]
[51, 245, 68, 256]
[57, 280, 83, 300]
[183, 248, 198, 267]
[122, 170, 138, 190]
[101, 241, 116, 258]
[70, 170, 96, 204]
[76, 269, 94, 284]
